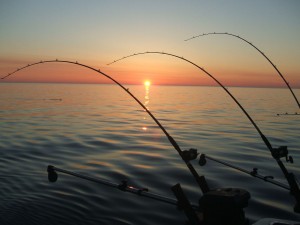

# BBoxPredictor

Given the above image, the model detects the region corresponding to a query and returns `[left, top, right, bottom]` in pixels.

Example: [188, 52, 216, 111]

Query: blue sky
[1, 0, 300, 87]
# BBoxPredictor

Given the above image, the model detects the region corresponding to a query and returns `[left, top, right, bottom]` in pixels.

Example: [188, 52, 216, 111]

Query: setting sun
[144, 80, 151, 87]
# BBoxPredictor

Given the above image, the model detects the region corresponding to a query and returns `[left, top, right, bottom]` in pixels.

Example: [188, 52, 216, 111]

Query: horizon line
[1, 81, 299, 89]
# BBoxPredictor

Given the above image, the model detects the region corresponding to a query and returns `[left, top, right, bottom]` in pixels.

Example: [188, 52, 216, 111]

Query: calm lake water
[0, 83, 300, 224]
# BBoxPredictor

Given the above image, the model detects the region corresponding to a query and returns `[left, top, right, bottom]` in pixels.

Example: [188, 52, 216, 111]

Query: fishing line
[108, 51, 300, 211]
[1, 59, 209, 194]
[184, 32, 300, 109]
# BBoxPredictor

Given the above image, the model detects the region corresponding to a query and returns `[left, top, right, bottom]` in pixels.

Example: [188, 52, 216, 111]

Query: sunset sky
[0, 1, 300, 87]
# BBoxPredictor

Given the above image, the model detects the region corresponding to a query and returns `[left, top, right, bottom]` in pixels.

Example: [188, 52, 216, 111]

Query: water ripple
[1, 84, 299, 224]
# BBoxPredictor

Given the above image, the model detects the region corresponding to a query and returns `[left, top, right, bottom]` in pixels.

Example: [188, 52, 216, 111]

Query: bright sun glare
[144, 80, 151, 86]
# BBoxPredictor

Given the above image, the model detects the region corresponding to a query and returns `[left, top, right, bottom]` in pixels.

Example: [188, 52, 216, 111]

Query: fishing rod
[1, 59, 209, 195]
[108, 51, 300, 212]
[184, 32, 300, 109]
[199, 154, 290, 191]
[46, 165, 199, 209]
[47, 165, 201, 224]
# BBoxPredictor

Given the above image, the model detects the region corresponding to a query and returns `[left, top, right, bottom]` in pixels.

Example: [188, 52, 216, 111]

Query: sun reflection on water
[142, 80, 151, 131]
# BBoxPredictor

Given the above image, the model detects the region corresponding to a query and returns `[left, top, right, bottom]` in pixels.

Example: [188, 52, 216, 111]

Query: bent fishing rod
[1, 59, 209, 194]
[108, 51, 300, 212]
[184, 32, 300, 109]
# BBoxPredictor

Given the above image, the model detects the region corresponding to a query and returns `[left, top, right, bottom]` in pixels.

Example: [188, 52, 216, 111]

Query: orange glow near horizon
[0, 58, 299, 88]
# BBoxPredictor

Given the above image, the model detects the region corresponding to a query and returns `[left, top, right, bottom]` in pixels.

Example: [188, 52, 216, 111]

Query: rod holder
[199, 188, 250, 225]
[171, 183, 201, 225]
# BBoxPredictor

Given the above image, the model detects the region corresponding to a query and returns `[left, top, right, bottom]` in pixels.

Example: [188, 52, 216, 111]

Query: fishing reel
[182, 148, 198, 162]
[271, 146, 293, 163]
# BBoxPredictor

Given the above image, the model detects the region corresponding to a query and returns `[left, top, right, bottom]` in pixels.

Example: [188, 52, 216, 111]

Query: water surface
[1, 83, 300, 224]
